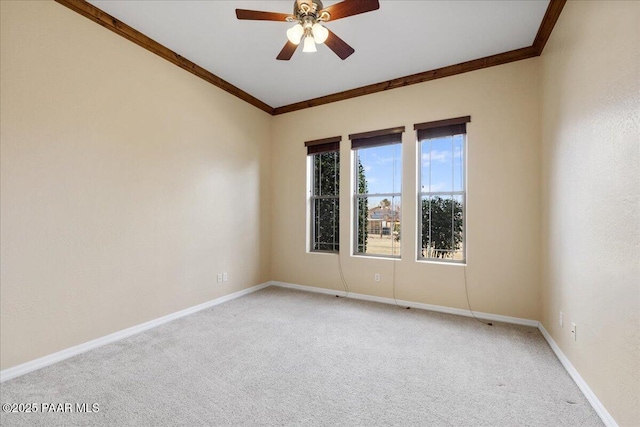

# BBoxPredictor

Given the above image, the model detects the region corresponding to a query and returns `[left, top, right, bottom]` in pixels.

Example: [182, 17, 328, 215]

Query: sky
[357, 135, 464, 204]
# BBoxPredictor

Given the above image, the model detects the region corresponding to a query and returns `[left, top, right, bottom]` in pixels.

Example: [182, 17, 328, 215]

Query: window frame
[306, 136, 341, 254]
[415, 117, 470, 264]
[350, 127, 404, 259]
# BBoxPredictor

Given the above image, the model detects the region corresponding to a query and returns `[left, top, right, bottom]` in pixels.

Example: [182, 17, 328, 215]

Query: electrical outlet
[217, 273, 223, 283]
[223, 272, 228, 282]
[559, 311, 563, 327]
[374, 273, 380, 282]
[571, 322, 577, 341]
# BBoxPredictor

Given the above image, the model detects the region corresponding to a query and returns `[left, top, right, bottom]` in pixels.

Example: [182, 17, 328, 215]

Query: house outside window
[306, 136, 341, 253]
[350, 127, 404, 258]
[415, 117, 469, 262]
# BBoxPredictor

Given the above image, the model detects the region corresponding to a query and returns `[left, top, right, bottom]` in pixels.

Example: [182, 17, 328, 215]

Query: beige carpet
[1, 286, 602, 426]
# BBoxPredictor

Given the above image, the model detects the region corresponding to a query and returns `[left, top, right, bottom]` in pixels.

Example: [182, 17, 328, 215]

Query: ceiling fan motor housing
[294, 0, 324, 20]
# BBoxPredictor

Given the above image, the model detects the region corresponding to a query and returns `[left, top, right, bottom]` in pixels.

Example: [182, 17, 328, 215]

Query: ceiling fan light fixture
[286, 23, 304, 45]
[302, 35, 317, 53]
[311, 23, 328, 44]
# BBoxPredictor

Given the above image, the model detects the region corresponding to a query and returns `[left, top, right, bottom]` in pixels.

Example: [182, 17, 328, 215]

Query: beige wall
[540, 1, 640, 425]
[2, 1, 637, 425]
[271, 59, 541, 321]
[0, 1, 272, 369]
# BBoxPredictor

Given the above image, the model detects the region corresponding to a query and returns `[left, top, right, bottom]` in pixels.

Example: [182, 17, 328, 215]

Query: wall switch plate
[571, 322, 577, 341]
[222, 272, 228, 282]
[217, 273, 223, 283]
[559, 311, 563, 327]
[374, 273, 380, 282]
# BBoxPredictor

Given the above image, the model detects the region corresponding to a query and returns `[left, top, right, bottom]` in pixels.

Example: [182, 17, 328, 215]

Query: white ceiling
[88, 0, 550, 108]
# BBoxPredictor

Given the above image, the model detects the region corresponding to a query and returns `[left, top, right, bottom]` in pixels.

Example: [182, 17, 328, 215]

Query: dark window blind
[305, 136, 341, 155]
[349, 126, 405, 149]
[414, 116, 470, 140]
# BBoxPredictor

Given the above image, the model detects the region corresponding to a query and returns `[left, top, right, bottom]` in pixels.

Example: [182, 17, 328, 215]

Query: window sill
[351, 254, 400, 261]
[308, 250, 339, 256]
[416, 259, 466, 266]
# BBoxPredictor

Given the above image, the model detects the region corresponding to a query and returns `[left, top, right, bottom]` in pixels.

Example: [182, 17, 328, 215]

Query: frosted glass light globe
[311, 23, 329, 44]
[302, 35, 317, 53]
[286, 23, 304, 45]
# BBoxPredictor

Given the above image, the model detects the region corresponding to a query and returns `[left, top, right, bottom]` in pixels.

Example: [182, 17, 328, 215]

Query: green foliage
[312, 152, 368, 252]
[314, 152, 339, 197]
[313, 152, 340, 251]
[356, 159, 368, 252]
[421, 196, 463, 258]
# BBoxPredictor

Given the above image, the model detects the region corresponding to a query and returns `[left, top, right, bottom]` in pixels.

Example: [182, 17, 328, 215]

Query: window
[307, 136, 341, 252]
[416, 116, 469, 262]
[350, 127, 404, 257]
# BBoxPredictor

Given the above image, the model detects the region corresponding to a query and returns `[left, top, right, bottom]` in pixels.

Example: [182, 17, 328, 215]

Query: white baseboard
[538, 323, 618, 427]
[0, 282, 271, 383]
[270, 281, 539, 327]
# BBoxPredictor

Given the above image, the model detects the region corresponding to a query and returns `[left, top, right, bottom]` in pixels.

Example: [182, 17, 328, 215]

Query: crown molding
[54, 0, 566, 117]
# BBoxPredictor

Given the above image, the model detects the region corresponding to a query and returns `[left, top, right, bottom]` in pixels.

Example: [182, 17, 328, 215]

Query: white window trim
[417, 133, 467, 264]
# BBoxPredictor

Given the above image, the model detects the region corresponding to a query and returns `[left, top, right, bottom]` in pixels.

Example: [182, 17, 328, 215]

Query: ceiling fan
[235, 0, 380, 61]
